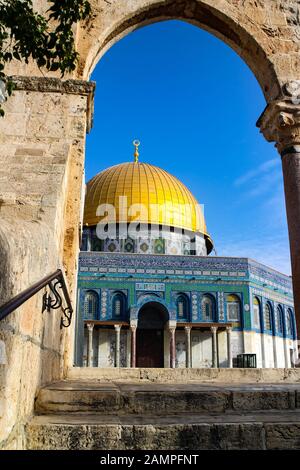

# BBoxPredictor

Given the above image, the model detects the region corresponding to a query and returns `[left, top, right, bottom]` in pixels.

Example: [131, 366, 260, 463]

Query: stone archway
[72, 0, 300, 339]
[136, 301, 169, 367]
[77, 0, 283, 102]
[2, 0, 299, 354]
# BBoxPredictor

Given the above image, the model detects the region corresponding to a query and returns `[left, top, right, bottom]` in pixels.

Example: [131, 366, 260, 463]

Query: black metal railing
[0, 269, 73, 328]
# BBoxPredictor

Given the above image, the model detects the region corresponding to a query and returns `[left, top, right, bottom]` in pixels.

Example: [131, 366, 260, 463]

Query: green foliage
[0, 0, 91, 113]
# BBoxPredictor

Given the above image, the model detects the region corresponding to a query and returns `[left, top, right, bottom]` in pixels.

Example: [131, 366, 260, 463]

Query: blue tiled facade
[75, 252, 296, 364]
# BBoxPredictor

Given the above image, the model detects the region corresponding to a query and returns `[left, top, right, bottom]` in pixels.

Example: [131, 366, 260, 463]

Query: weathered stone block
[15, 147, 45, 157]
[26, 114, 66, 139]
[265, 423, 300, 449]
[0, 113, 26, 137]
[127, 390, 231, 414]
[35, 387, 121, 414]
[209, 423, 265, 450]
[296, 390, 300, 408]
[232, 391, 292, 411]
[24, 420, 269, 450]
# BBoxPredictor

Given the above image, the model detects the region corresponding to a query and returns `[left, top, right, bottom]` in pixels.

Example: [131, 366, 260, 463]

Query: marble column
[272, 335, 278, 368]
[226, 326, 233, 368]
[258, 95, 300, 344]
[211, 326, 218, 368]
[185, 326, 191, 368]
[114, 324, 121, 368]
[292, 343, 299, 368]
[97, 329, 101, 367]
[169, 327, 176, 368]
[284, 337, 290, 368]
[130, 325, 137, 368]
[87, 323, 94, 367]
[261, 333, 267, 368]
[86, 228, 92, 251]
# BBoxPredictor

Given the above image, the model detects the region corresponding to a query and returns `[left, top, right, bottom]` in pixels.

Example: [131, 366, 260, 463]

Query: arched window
[275, 305, 284, 334]
[176, 294, 189, 319]
[263, 303, 272, 331]
[201, 295, 215, 321]
[83, 291, 98, 320]
[253, 297, 261, 330]
[112, 292, 126, 318]
[286, 309, 294, 336]
[226, 294, 240, 322]
[91, 227, 102, 251]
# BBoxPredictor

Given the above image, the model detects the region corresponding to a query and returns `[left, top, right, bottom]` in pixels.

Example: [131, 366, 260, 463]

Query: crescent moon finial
[133, 139, 140, 163]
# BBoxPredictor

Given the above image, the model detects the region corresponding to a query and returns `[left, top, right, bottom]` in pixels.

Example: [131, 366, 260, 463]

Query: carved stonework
[278, 112, 295, 128]
[257, 99, 300, 153]
[11, 75, 95, 133]
[284, 81, 300, 104]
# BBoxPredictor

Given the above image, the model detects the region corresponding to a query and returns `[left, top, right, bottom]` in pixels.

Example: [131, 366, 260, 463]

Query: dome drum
[82, 224, 209, 256]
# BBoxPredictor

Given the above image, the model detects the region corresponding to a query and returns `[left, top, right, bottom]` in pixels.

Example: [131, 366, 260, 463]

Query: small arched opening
[136, 301, 169, 367]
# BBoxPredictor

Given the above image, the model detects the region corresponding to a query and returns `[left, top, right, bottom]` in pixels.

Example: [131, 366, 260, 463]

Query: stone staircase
[26, 378, 300, 450]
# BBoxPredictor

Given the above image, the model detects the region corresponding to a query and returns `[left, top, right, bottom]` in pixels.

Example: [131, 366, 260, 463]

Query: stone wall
[0, 78, 94, 448]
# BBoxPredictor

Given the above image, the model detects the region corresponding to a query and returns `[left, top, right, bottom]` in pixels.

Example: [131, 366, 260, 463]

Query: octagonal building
[75, 146, 297, 369]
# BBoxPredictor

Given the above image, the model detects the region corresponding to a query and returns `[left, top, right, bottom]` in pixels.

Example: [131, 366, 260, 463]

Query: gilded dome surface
[83, 161, 212, 245]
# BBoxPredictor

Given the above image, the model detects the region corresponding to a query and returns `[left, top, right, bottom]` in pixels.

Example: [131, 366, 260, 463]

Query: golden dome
[83, 161, 213, 251]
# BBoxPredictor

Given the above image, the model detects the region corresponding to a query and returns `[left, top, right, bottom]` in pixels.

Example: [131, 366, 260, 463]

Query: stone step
[36, 380, 300, 415]
[68, 367, 300, 383]
[26, 410, 300, 450]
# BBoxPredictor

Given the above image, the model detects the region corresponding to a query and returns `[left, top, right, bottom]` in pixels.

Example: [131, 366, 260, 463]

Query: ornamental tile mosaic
[79, 253, 292, 290]
[217, 292, 225, 321]
[123, 237, 135, 253]
[138, 239, 151, 254]
[77, 252, 296, 338]
[154, 238, 165, 254]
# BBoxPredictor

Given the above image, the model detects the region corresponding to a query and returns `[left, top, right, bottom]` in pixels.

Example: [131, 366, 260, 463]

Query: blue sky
[86, 20, 291, 275]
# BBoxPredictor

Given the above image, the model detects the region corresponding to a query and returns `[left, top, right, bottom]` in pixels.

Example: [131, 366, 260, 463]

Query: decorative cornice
[79, 252, 292, 288]
[11, 75, 95, 95]
[10, 75, 95, 133]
